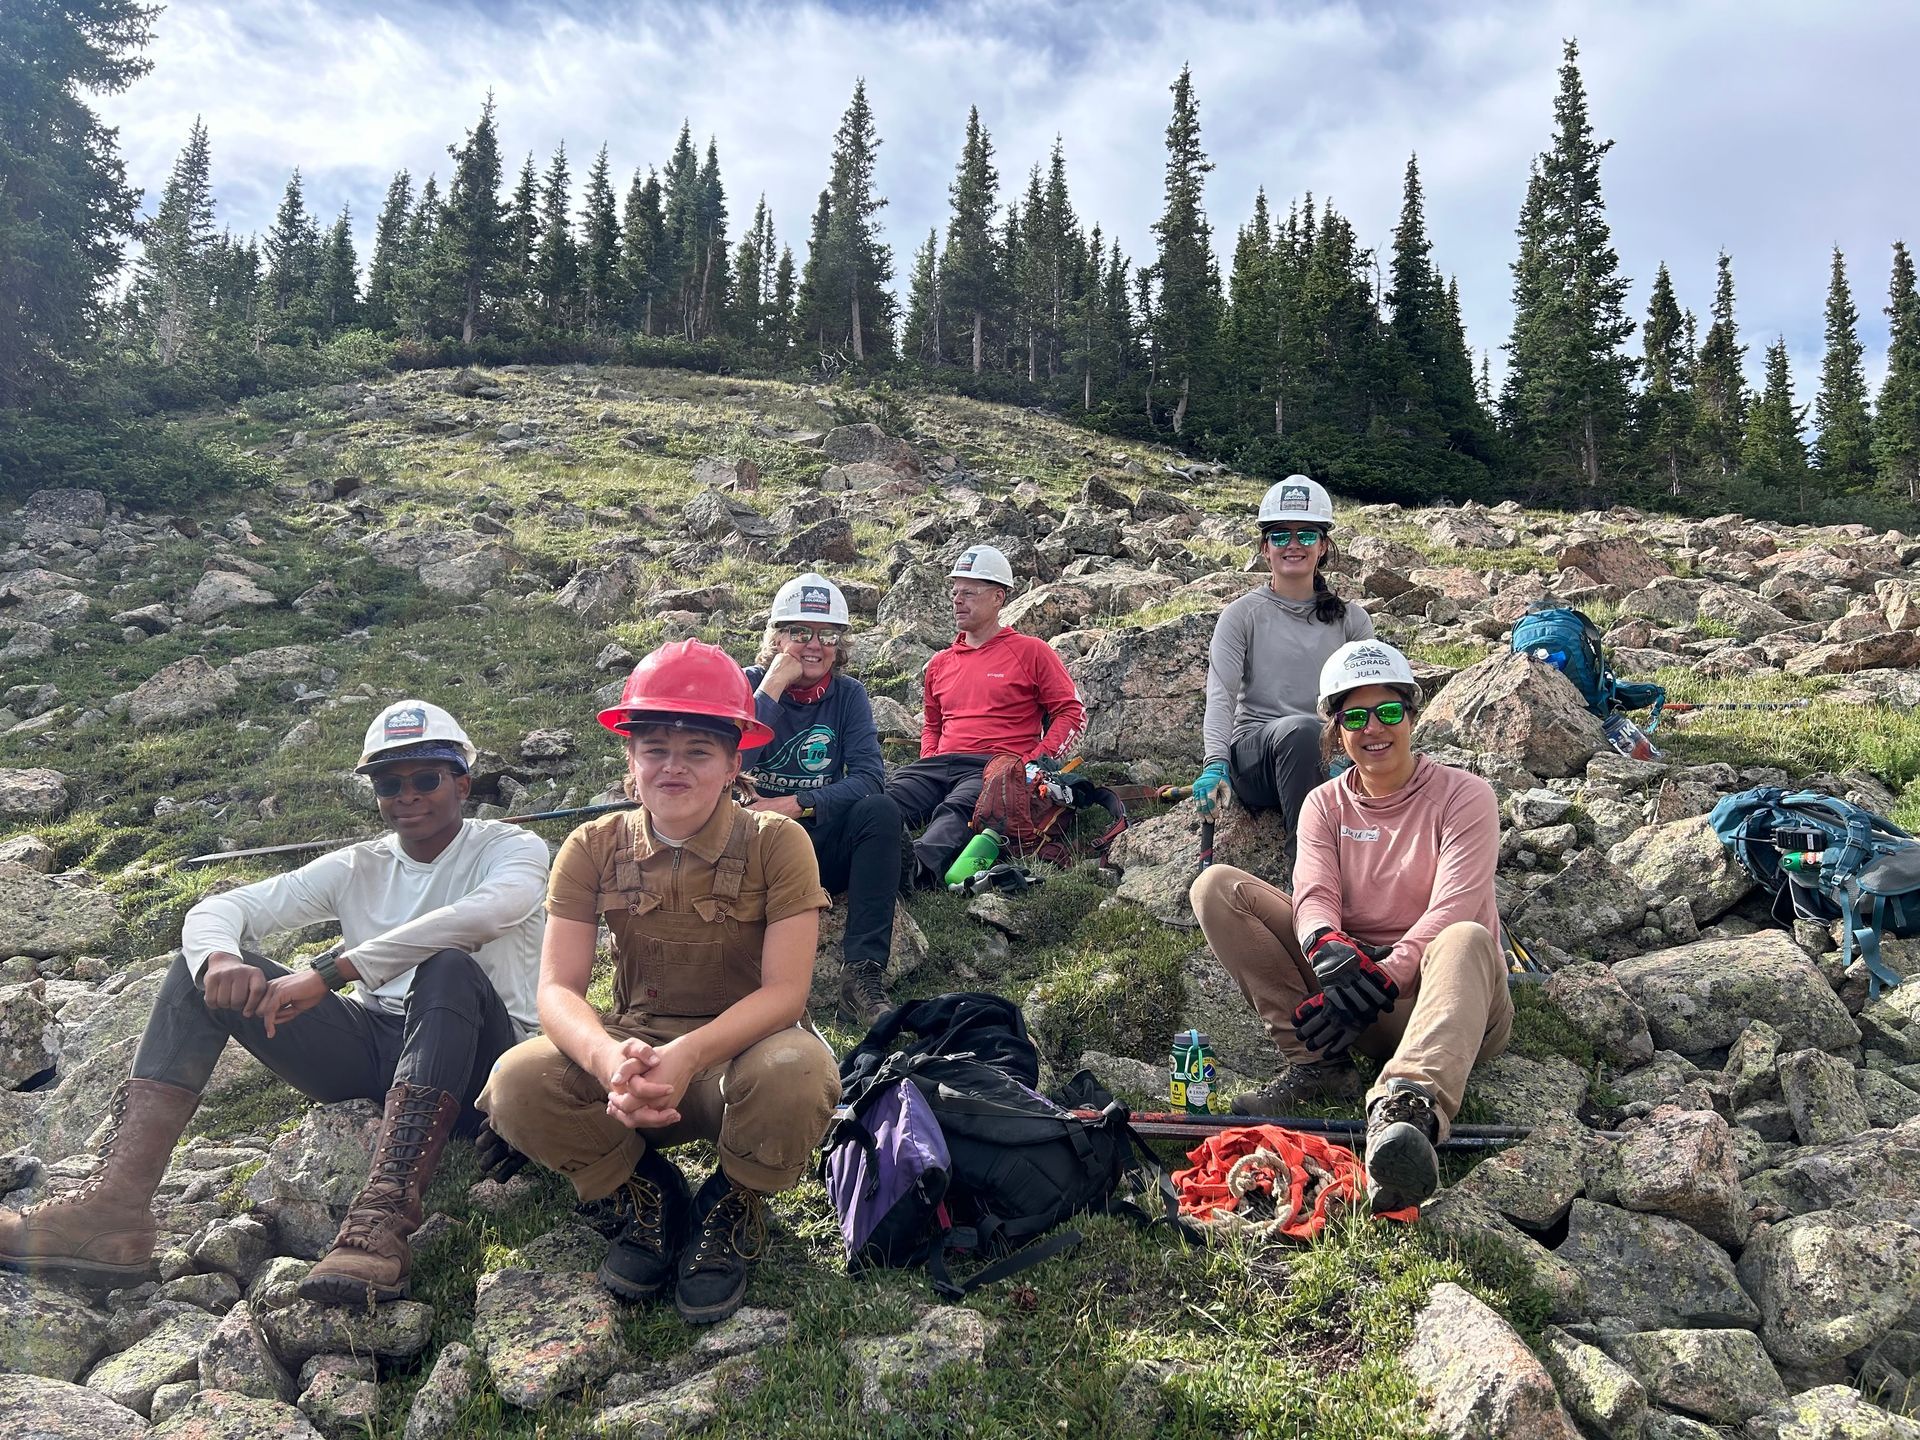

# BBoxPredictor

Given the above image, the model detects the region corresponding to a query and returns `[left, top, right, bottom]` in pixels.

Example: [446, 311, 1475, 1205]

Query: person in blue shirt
[743, 573, 903, 1027]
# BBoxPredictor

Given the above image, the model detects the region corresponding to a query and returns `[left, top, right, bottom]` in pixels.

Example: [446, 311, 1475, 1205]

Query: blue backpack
[1511, 604, 1666, 728]
[1710, 787, 1920, 997]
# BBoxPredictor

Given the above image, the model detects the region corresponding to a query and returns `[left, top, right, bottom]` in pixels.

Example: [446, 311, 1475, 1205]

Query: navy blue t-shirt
[744, 667, 885, 830]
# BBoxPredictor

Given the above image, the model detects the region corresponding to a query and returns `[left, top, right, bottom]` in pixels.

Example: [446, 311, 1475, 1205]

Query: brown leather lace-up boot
[0, 1077, 199, 1283]
[300, 1082, 458, 1306]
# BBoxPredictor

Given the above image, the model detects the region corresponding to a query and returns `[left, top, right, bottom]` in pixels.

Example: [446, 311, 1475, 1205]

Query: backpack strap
[710, 807, 754, 904]
[927, 1229, 1084, 1301]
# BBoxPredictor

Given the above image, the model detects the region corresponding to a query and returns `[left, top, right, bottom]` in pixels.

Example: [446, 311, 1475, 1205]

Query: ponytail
[1311, 538, 1348, 624]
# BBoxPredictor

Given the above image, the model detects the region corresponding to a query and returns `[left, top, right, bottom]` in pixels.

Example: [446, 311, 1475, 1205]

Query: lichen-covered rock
[1065, 611, 1211, 766]
[197, 1300, 293, 1403]
[0, 1373, 148, 1439]
[1726, 1020, 1785, 1107]
[1418, 1189, 1587, 1321]
[1403, 1282, 1580, 1439]
[1608, 816, 1753, 926]
[0, 980, 59, 1089]
[186, 1216, 276, 1286]
[1735, 1208, 1920, 1368]
[1614, 932, 1861, 1058]
[1597, 1328, 1784, 1426]
[148, 1388, 323, 1438]
[1553, 1199, 1759, 1331]
[1746, 1117, 1920, 1216]
[1110, 802, 1290, 927]
[1463, 1053, 1589, 1128]
[182, 570, 277, 624]
[1779, 1048, 1873, 1145]
[255, 1296, 434, 1370]
[1446, 1114, 1602, 1230]
[1538, 1324, 1647, 1440]
[0, 1270, 110, 1381]
[243, 1102, 381, 1259]
[1611, 1105, 1749, 1248]
[1543, 961, 1655, 1066]
[1508, 850, 1648, 958]
[0, 767, 70, 819]
[1416, 651, 1607, 778]
[472, 1268, 624, 1409]
[0, 864, 119, 960]
[128, 657, 239, 728]
[296, 1360, 379, 1440]
[1742, 1383, 1920, 1440]
[403, 1343, 474, 1440]
[845, 1306, 995, 1414]
[589, 1355, 766, 1437]
[84, 1310, 216, 1416]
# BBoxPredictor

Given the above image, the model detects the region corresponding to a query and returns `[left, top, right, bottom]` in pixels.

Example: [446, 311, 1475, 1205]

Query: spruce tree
[0, 0, 154, 405]
[1015, 166, 1046, 381]
[1744, 335, 1810, 511]
[314, 209, 358, 334]
[1638, 261, 1695, 496]
[659, 124, 702, 338]
[507, 155, 540, 282]
[619, 169, 664, 336]
[437, 94, 508, 345]
[1067, 224, 1109, 410]
[1813, 246, 1875, 489]
[1036, 139, 1078, 379]
[579, 145, 624, 335]
[365, 170, 414, 332]
[1148, 65, 1221, 435]
[794, 189, 833, 351]
[1691, 252, 1747, 475]
[1225, 189, 1284, 435]
[1500, 42, 1635, 493]
[902, 229, 941, 364]
[943, 106, 1001, 374]
[1386, 156, 1446, 418]
[820, 80, 894, 361]
[392, 175, 442, 339]
[531, 143, 578, 328]
[690, 139, 730, 339]
[263, 168, 322, 325]
[1874, 242, 1920, 502]
[731, 196, 773, 340]
[135, 115, 216, 364]
[770, 245, 797, 353]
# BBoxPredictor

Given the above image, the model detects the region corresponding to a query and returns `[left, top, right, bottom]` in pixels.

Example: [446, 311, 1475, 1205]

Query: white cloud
[100, 0, 1918, 401]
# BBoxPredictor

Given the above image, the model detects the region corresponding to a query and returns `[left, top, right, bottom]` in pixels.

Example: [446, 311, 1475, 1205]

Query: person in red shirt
[888, 544, 1087, 887]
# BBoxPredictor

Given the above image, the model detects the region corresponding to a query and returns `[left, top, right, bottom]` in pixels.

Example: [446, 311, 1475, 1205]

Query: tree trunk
[1583, 413, 1600, 488]
[1173, 374, 1189, 436]
[1667, 445, 1681, 498]
[643, 294, 653, 338]
[971, 312, 983, 375]
[1274, 392, 1283, 438]
[1084, 367, 1092, 411]
[462, 280, 478, 347]
[1027, 330, 1037, 384]
[850, 290, 864, 363]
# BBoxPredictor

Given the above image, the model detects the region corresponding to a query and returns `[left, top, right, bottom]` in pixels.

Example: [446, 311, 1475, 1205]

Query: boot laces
[1373, 1085, 1435, 1133]
[338, 1091, 444, 1248]
[62, 1086, 132, 1206]
[617, 1174, 668, 1253]
[688, 1185, 766, 1270]
[847, 963, 887, 1011]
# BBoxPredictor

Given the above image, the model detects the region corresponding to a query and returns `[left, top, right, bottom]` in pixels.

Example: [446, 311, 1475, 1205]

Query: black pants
[808, 791, 903, 972]
[1228, 716, 1325, 832]
[131, 948, 517, 1123]
[886, 752, 992, 885]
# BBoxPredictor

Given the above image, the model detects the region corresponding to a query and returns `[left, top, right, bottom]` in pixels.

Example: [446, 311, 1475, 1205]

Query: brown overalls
[478, 802, 840, 1201]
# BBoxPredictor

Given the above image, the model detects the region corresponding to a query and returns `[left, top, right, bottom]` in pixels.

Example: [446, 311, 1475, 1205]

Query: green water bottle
[1169, 1029, 1216, 1115]
[1781, 851, 1823, 872]
[944, 826, 1003, 888]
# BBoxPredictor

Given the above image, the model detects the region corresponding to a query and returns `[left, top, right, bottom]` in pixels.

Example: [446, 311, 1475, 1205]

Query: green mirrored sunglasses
[1339, 701, 1407, 731]
[1263, 528, 1325, 549]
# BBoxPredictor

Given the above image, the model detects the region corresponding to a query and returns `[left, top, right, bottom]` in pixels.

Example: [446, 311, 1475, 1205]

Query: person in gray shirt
[1190, 475, 1374, 837]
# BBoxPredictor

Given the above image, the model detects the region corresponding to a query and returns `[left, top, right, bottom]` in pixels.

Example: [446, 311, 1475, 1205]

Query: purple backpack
[823, 1077, 954, 1272]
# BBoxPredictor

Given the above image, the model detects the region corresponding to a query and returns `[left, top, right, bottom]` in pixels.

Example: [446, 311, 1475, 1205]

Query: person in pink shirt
[1188, 639, 1512, 1212]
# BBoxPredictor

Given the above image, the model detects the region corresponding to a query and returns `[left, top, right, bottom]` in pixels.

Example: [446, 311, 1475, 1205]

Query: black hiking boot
[1230, 1060, 1363, 1115]
[597, 1147, 692, 1302]
[1364, 1079, 1441, 1214]
[674, 1170, 768, 1325]
[836, 960, 890, 1030]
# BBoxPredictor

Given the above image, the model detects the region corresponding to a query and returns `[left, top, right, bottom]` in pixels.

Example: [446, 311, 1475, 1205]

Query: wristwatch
[799, 805, 816, 820]
[311, 948, 350, 991]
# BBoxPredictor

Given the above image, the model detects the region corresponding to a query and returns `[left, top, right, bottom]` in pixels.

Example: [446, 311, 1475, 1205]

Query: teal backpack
[1710, 786, 1920, 997]
[1510, 604, 1666, 728]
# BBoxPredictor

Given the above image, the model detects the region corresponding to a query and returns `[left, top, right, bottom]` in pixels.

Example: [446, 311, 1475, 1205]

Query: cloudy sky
[99, 0, 1918, 399]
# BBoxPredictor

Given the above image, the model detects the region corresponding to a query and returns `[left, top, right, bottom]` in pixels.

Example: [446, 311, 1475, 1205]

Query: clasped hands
[600, 1036, 698, 1130]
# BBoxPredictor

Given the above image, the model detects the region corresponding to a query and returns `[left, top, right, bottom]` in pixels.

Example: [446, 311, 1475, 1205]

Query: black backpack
[823, 993, 1173, 1299]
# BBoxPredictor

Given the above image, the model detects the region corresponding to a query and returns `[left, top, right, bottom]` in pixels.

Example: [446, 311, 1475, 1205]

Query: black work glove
[1291, 930, 1400, 1057]
[473, 1116, 528, 1184]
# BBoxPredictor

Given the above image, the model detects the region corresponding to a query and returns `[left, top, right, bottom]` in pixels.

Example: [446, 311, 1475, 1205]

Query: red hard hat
[596, 639, 775, 750]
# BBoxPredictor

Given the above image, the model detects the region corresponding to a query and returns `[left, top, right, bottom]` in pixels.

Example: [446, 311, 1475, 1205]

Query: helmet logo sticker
[955, 550, 977, 572]
[1277, 484, 1310, 512]
[1348, 643, 1394, 668]
[384, 706, 426, 741]
[799, 585, 831, 614]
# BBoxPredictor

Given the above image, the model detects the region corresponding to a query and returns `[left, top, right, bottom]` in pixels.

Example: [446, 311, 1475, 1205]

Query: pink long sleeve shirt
[1290, 756, 1502, 989]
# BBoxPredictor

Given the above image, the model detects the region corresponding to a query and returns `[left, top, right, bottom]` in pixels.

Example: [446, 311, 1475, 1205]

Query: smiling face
[626, 725, 743, 836]
[1334, 683, 1417, 795]
[774, 623, 843, 684]
[371, 759, 470, 857]
[1261, 525, 1328, 590]
[951, 579, 1006, 636]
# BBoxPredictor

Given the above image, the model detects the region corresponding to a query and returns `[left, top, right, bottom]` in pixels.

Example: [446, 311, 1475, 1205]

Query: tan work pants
[1189, 865, 1512, 1138]
[478, 1015, 842, 1202]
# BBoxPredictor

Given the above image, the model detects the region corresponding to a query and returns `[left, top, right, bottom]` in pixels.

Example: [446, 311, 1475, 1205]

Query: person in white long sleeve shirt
[0, 700, 548, 1308]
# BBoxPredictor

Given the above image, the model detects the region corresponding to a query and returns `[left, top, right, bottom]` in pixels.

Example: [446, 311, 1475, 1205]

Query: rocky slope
[2, 364, 1920, 1436]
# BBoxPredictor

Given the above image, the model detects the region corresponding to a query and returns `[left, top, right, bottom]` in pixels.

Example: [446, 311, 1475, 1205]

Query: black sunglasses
[371, 770, 456, 798]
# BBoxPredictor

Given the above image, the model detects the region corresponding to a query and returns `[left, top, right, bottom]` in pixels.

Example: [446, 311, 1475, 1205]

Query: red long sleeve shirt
[920, 628, 1086, 762]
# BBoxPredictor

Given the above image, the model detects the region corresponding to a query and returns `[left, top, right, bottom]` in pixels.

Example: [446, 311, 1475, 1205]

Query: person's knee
[477, 1039, 566, 1153]
[407, 949, 487, 1007]
[850, 791, 902, 832]
[1426, 923, 1501, 978]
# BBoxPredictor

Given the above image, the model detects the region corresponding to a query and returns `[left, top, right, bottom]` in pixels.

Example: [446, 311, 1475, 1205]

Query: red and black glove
[1290, 929, 1400, 1057]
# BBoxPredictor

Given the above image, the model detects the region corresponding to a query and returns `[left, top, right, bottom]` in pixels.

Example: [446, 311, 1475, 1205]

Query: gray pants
[131, 948, 517, 1126]
[1228, 715, 1325, 832]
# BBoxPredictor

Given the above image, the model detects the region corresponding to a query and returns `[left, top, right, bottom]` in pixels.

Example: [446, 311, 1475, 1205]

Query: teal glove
[1191, 760, 1229, 817]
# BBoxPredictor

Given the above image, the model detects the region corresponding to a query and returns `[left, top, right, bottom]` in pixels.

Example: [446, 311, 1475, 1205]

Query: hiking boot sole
[298, 1271, 408, 1307]
[674, 1270, 750, 1325]
[0, 1251, 154, 1285]
[1366, 1121, 1440, 1212]
[597, 1255, 675, 1303]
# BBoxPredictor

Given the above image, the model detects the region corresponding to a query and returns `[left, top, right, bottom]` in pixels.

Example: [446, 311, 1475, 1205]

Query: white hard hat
[357, 700, 477, 774]
[770, 572, 849, 627]
[1257, 475, 1336, 529]
[949, 543, 1015, 589]
[1318, 641, 1420, 713]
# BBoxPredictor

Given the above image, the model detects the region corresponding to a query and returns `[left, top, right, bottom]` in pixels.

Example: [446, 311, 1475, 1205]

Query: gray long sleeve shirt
[1201, 588, 1376, 762]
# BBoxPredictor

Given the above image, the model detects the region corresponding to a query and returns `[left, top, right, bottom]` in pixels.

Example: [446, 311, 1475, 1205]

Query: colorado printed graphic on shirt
[751, 723, 838, 794]
[384, 706, 427, 742]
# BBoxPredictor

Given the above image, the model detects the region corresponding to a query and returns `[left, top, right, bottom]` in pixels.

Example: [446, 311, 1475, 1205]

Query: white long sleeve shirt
[180, 819, 549, 1037]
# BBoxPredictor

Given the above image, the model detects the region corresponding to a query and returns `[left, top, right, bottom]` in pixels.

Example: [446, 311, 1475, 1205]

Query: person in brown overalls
[479, 640, 841, 1324]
